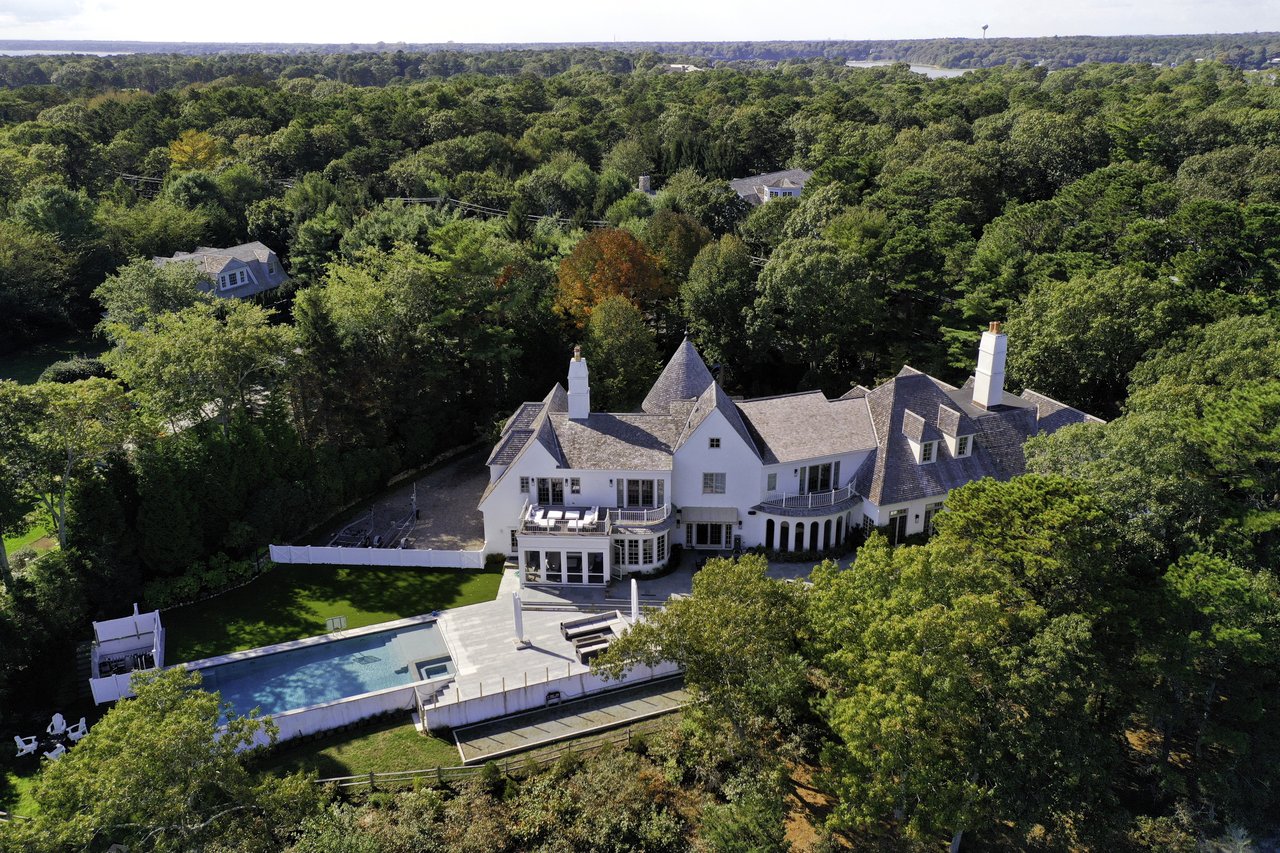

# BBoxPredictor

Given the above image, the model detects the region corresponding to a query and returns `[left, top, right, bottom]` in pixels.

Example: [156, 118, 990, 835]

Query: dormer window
[920, 441, 936, 464]
[956, 435, 972, 458]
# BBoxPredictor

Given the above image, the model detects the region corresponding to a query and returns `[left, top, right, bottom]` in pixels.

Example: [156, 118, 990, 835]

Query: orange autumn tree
[556, 228, 669, 325]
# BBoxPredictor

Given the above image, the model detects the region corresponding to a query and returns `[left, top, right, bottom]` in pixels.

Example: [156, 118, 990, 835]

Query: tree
[2, 667, 322, 852]
[94, 257, 213, 332]
[1005, 267, 1196, 417]
[0, 382, 46, 590]
[596, 555, 811, 767]
[643, 208, 712, 285]
[556, 228, 668, 324]
[5, 378, 140, 550]
[681, 235, 759, 381]
[102, 301, 291, 432]
[0, 221, 73, 348]
[168, 128, 221, 171]
[581, 295, 661, 411]
[809, 476, 1125, 848]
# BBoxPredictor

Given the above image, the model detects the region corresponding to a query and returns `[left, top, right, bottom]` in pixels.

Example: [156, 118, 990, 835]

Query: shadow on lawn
[164, 565, 501, 663]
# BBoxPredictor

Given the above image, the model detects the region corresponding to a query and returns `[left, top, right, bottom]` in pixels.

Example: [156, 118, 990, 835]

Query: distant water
[845, 60, 970, 79]
[0, 50, 131, 56]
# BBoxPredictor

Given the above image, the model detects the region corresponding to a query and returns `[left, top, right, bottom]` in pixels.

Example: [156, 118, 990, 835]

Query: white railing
[605, 505, 671, 527]
[760, 483, 860, 510]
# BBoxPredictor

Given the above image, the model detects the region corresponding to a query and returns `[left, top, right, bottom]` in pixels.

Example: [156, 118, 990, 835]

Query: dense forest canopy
[1, 48, 1279, 850]
[4, 31, 1280, 69]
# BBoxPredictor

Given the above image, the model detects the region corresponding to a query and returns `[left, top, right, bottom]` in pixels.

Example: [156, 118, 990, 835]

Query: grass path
[256, 718, 461, 779]
[164, 564, 503, 662]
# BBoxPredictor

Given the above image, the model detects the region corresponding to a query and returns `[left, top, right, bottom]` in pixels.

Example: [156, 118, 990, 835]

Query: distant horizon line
[2, 31, 1277, 48]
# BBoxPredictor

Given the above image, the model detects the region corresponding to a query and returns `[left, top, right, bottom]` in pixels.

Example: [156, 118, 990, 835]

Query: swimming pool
[195, 622, 453, 718]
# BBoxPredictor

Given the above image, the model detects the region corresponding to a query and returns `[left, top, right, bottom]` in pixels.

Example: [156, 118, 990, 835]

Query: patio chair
[66, 717, 89, 743]
[43, 743, 66, 761]
[47, 712, 66, 736]
[13, 734, 37, 757]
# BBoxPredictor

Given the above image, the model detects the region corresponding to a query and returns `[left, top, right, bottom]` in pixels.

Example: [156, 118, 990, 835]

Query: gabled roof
[729, 168, 813, 201]
[677, 381, 759, 457]
[549, 412, 678, 470]
[642, 337, 714, 414]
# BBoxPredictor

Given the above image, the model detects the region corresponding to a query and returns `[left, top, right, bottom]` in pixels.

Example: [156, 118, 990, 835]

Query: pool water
[196, 622, 453, 718]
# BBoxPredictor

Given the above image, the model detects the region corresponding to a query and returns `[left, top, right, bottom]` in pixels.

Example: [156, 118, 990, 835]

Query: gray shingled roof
[737, 391, 876, 465]
[548, 413, 678, 470]
[854, 369, 1098, 507]
[728, 168, 813, 203]
[1019, 389, 1106, 432]
[154, 241, 287, 298]
[642, 337, 714, 414]
[677, 381, 759, 457]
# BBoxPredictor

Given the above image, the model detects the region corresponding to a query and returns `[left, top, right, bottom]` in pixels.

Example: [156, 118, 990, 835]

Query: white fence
[419, 662, 682, 731]
[269, 544, 486, 569]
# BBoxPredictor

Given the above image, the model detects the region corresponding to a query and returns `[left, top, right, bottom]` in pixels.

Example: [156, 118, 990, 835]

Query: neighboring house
[479, 324, 1101, 586]
[728, 168, 812, 205]
[153, 241, 288, 299]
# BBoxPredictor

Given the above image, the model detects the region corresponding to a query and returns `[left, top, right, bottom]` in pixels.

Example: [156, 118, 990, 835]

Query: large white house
[479, 324, 1101, 586]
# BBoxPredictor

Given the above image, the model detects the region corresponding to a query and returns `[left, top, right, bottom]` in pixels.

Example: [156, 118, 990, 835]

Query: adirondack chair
[66, 717, 89, 743]
[47, 712, 66, 736]
[13, 734, 37, 757]
[43, 743, 66, 761]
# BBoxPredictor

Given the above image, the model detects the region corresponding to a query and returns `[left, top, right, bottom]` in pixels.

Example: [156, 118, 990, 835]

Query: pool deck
[452, 675, 688, 764]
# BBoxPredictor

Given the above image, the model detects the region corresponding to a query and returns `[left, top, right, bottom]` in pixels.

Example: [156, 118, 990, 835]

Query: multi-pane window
[656, 533, 667, 562]
[766, 473, 777, 491]
[799, 463, 833, 494]
[709, 437, 721, 448]
[570, 478, 581, 494]
[702, 472, 726, 494]
[622, 479, 658, 507]
[956, 435, 972, 457]
[519, 477, 529, 493]
[642, 539, 653, 564]
[920, 441, 935, 463]
[627, 539, 640, 565]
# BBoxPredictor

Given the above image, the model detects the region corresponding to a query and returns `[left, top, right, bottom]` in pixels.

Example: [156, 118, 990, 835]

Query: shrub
[38, 356, 111, 384]
[484, 552, 507, 571]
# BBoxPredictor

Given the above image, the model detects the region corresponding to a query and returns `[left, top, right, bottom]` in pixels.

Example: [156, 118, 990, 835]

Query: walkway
[451, 675, 688, 764]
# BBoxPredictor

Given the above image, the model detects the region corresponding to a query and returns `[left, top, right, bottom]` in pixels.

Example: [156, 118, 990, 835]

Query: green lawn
[4, 522, 54, 558]
[0, 766, 39, 817]
[257, 718, 461, 779]
[164, 564, 503, 662]
[0, 330, 108, 384]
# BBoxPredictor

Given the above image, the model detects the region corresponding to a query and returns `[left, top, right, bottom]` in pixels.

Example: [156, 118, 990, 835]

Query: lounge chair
[47, 712, 66, 736]
[66, 718, 89, 743]
[13, 735, 37, 757]
[43, 743, 66, 761]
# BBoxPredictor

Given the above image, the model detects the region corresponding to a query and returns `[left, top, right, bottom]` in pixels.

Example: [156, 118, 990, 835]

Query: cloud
[0, 0, 86, 24]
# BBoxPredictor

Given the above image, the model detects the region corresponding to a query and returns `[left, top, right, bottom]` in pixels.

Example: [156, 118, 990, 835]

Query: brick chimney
[973, 321, 1006, 409]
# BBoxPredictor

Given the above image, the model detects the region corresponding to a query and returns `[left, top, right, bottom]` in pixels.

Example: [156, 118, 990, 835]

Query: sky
[1, 0, 1277, 44]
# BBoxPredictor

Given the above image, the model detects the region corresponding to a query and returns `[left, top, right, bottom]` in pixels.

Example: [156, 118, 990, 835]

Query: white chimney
[568, 345, 591, 420]
[973, 321, 1007, 409]
[638, 175, 651, 193]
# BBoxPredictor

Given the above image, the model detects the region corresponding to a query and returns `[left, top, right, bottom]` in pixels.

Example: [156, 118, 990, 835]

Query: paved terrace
[325, 449, 488, 550]
[452, 675, 688, 763]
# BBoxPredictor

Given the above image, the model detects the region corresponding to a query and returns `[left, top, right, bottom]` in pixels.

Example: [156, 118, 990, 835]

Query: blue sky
[2, 0, 1276, 44]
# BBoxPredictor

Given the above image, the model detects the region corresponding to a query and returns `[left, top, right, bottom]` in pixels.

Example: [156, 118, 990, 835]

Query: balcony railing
[605, 505, 671, 527]
[518, 502, 672, 536]
[760, 483, 860, 510]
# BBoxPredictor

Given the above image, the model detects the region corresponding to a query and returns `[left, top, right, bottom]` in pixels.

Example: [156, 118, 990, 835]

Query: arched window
[810, 522, 820, 551]
[795, 523, 804, 551]
[780, 522, 790, 551]
[823, 519, 832, 551]
[765, 519, 775, 550]
[835, 516, 844, 547]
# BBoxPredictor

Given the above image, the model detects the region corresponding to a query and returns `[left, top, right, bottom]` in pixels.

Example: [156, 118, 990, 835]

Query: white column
[512, 592, 528, 647]
[630, 578, 639, 623]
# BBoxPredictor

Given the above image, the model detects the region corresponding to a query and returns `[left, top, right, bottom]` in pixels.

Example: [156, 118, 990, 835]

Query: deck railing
[760, 483, 860, 510]
[605, 505, 671, 527]
[519, 503, 672, 536]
